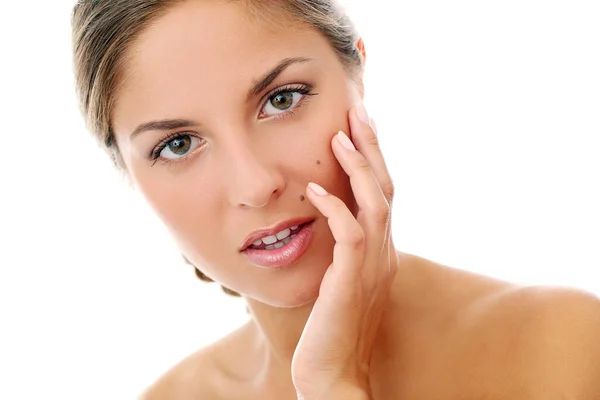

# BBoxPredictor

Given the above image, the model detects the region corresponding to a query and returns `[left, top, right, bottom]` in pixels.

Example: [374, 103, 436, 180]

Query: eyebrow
[247, 56, 313, 101]
[130, 118, 198, 140]
[129, 57, 313, 139]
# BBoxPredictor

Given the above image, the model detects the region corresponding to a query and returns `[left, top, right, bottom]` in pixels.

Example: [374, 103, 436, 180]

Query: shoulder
[137, 346, 219, 400]
[137, 322, 255, 400]
[399, 253, 600, 396]
[500, 285, 600, 396]
[469, 284, 600, 397]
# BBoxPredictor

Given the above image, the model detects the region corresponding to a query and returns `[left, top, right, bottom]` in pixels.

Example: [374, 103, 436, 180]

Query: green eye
[262, 90, 304, 116]
[168, 136, 192, 155]
[259, 85, 316, 119]
[270, 92, 294, 110]
[156, 134, 202, 161]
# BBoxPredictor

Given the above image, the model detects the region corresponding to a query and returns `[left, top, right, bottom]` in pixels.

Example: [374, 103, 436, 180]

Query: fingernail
[337, 130, 356, 151]
[355, 102, 369, 125]
[308, 182, 328, 196]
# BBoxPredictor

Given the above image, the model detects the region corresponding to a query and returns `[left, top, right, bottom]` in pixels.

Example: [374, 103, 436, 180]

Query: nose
[225, 140, 286, 209]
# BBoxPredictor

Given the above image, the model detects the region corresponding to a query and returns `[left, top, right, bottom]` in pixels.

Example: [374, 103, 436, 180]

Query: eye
[260, 85, 315, 118]
[156, 134, 202, 160]
[263, 91, 301, 115]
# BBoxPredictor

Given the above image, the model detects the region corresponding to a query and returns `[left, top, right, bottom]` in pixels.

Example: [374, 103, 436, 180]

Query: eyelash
[258, 83, 317, 120]
[150, 131, 199, 166]
[150, 83, 318, 166]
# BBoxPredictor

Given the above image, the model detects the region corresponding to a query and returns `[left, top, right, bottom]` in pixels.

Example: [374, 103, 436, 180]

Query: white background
[0, 1, 598, 399]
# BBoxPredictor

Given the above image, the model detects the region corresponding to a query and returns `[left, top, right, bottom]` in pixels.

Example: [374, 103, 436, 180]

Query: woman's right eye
[154, 134, 203, 161]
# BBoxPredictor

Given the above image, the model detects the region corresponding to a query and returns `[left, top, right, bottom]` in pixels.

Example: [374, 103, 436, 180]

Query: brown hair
[71, 0, 362, 295]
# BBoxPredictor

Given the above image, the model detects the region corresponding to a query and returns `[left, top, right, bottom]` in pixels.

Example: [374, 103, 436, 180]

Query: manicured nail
[355, 102, 369, 125]
[337, 130, 356, 151]
[308, 182, 328, 196]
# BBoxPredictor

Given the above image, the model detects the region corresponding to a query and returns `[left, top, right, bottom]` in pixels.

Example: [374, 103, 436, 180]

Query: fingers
[307, 182, 365, 254]
[306, 105, 396, 291]
[305, 183, 365, 299]
[348, 104, 395, 204]
[331, 130, 390, 238]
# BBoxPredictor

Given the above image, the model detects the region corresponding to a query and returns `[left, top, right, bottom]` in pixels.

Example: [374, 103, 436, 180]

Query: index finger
[349, 104, 395, 204]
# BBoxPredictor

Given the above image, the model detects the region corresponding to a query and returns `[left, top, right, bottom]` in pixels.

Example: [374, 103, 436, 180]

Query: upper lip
[239, 217, 314, 251]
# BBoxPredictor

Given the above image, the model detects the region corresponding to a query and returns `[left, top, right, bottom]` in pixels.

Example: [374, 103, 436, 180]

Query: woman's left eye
[260, 86, 313, 118]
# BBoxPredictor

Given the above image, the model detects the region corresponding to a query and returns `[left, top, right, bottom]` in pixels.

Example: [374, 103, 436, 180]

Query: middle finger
[332, 130, 390, 230]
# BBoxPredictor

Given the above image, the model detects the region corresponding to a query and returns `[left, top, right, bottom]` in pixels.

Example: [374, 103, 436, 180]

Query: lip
[241, 221, 315, 268]
[239, 217, 315, 251]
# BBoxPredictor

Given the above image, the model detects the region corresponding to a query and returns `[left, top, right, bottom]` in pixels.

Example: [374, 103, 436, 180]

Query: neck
[245, 297, 315, 372]
[242, 251, 413, 382]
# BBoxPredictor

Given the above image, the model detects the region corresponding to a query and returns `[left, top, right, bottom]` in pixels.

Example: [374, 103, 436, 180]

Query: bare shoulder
[137, 346, 218, 400]
[397, 252, 600, 397]
[475, 284, 600, 396]
[138, 322, 254, 400]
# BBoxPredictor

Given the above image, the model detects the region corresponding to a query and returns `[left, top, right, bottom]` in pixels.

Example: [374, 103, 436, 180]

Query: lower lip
[241, 222, 314, 268]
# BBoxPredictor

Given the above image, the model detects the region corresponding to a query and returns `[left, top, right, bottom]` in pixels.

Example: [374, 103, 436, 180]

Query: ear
[355, 37, 367, 65]
[354, 37, 367, 99]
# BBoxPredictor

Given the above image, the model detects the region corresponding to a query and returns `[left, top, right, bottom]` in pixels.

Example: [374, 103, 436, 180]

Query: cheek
[281, 125, 354, 206]
[273, 90, 356, 200]
[132, 169, 219, 242]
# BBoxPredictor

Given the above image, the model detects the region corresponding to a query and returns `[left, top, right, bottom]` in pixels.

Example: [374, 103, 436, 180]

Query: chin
[231, 216, 336, 307]
[248, 246, 334, 308]
[277, 278, 323, 308]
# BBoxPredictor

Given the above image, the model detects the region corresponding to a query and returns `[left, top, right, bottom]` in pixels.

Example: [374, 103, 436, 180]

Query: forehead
[113, 0, 338, 133]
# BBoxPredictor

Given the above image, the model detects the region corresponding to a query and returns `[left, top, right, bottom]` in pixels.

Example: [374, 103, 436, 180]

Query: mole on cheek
[300, 195, 305, 202]
[316, 160, 321, 165]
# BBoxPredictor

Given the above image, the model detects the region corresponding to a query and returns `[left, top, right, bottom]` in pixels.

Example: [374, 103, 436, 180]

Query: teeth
[276, 228, 291, 240]
[261, 235, 278, 245]
[256, 224, 304, 247]
[260, 235, 294, 250]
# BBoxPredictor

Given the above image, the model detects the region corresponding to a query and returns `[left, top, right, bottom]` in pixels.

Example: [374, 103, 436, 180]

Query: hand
[291, 103, 399, 399]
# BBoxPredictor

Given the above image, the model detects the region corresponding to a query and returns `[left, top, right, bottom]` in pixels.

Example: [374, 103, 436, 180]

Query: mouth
[239, 217, 314, 251]
[246, 223, 307, 250]
[240, 218, 315, 269]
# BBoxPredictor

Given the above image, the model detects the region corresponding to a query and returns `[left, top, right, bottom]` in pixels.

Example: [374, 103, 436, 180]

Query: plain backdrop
[0, 0, 598, 399]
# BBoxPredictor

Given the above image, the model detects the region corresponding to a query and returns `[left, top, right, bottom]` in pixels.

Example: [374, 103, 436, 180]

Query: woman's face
[112, 0, 363, 307]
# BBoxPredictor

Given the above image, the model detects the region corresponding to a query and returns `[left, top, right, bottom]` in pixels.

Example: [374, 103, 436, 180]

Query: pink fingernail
[308, 182, 328, 196]
[337, 131, 356, 151]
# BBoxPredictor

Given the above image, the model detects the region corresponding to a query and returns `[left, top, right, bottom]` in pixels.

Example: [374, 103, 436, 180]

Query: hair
[71, 0, 362, 296]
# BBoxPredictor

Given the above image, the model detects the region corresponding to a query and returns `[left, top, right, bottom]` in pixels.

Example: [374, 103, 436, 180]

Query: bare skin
[142, 253, 600, 399]
[108, 1, 600, 399]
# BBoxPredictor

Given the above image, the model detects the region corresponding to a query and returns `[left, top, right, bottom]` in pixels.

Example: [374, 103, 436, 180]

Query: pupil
[271, 92, 293, 110]
[169, 136, 191, 155]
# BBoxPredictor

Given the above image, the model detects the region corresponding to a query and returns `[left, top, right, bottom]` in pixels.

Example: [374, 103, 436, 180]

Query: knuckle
[354, 155, 371, 171]
[366, 132, 380, 148]
[346, 227, 365, 249]
[332, 197, 348, 213]
[373, 204, 391, 225]
[383, 179, 395, 202]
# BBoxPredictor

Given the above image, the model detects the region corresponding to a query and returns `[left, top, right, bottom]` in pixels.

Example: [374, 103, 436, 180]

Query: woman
[71, 0, 600, 398]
